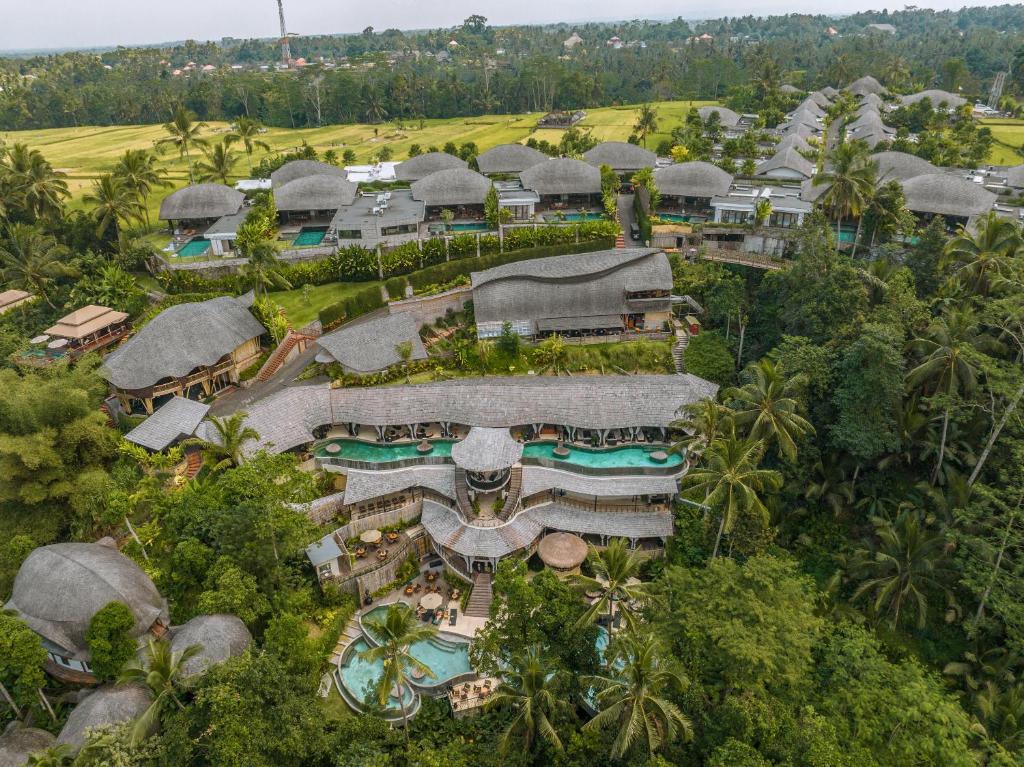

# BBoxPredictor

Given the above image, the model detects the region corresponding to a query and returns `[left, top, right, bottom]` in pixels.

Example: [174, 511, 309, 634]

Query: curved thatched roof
[102, 294, 265, 391]
[537, 532, 588, 570]
[776, 133, 814, 155]
[872, 151, 939, 182]
[654, 161, 733, 198]
[270, 160, 346, 189]
[451, 427, 524, 473]
[410, 168, 492, 207]
[315, 312, 427, 373]
[848, 109, 888, 132]
[159, 184, 244, 221]
[5, 542, 168, 658]
[1006, 165, 1024, 189]
[756, 147, 814, 179]
[171, 615, 252, 678]
[476, 144, 548, 175]
[848, 75, 887, 97]
[275, 174, 358, 211]
[901, 89, 967, 110]
[520, 158, 602, 196]
[902, 173, 997, 217]
[779, 84, 803, 95]
[697, 106, 741, 127]
[807, 91, 832, 109]
[583, 142, 656, 170]
[796, 98, 826, 117]
[0, 725, 56, 767]
[395, 152, 467, 182]
[57, 685, 152, 752]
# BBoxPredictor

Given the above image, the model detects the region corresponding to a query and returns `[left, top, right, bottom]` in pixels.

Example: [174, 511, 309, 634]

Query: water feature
[314, 438, 455, 463]
[655, 213, 693, 224]
[522, 441, 683, 469]
[548, 212, 605, 222]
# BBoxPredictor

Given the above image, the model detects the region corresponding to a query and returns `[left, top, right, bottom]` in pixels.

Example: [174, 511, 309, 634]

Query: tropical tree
[726, 358, 815, 462]
[113, 149, 169, 229]
[395, 340, 414, 383]
[239, 239, 291, 297]
[972, 681, 1024, 752]
[184, 412, 259, 471]
[83, 174, 145, 241]
[227, 116, 271, 174]
[440, 208, 455, 232]
[157, 105, 208, 185]
[573, 538, 647, 630]
[25, 744, 74, 766]
[679, 429, 782, 558]
[118, 637, 201, 745]
[533, 334, 569, 375]
[1, 144, 69, 221]
[633, 104, 659, 147]
[814, 141, 876, 251]
[196, 139, 239, 185]
[0, 223, 74, 308]
[358, 603, 438, 737]
[485, 645, 570, 759]
[670, 399, 734, 456]
[753, 197, 773, 227]
[585, 631, 692, 759]
[942, 211, 1022, 297]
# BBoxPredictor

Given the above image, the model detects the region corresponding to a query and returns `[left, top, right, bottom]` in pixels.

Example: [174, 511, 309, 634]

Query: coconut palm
[670, 399, 734, 456]
[849, 508, 955, 629]
[184, 412, 259, 471]
[942, 211, 1022, 297]
[0, 223, 75, 308]
[534, 334, 569, 375]
[485, 645, 570, 758]
[83, 174, 145, 240]
[196, 139, 239, 185]
[157, 105, 209, 185]
[633, 104, 659, 147]
[395, 340, 414, 383]
[240, 240, 291, 297]
[359, 603, 438, 737]
[726, 358, 815, 462]
[226, 117, 271, 174]
[3, 144, 69, 221]
[814, 141, 876, 251]
[118, 637, 201, 745]
[573, 538, 647, 631]
[679, 429, 782, 558]
[114, 149, 170, 229]
[585, 631, 692, 759]
[972, 681, 1024, 752]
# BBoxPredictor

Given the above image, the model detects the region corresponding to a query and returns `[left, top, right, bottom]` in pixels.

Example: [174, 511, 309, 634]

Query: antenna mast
[276, 0, 292, 67]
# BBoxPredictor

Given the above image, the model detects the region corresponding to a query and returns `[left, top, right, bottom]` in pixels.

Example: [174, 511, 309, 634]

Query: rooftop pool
[522, 441, 683, 469]
[314, 438, 455, 462]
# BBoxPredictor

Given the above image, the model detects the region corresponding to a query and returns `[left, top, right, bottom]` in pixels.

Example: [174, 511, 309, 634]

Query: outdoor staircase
[498, 466, 523, 522]
[614, 232, 626, 248]
[182, 450, 204, 480]
[672, 327, 689, 374]
[455, 467, 472, 515]
[465, 573, 493, 619]
[330, 613, 363, 666]
[256, 330, 314, 383]
[99, 402, 116, 428]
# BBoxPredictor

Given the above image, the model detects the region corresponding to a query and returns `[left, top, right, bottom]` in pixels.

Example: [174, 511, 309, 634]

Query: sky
[0, 0, 1005, 52]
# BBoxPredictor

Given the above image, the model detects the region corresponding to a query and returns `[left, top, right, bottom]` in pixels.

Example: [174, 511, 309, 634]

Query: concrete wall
[388, 286, 473, 327]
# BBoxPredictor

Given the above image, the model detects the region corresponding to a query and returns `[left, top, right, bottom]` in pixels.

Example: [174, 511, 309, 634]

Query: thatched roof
[315, 312, 427, 373]
[822, 86, 840, 99]
[270, 160, 346, 189]
[170, 615, 252, 678]
[807, 90, 832, 108]
[537, 532, 588, 570]
[902, 173, 997, 217]
[785, 108, 822, 129]
[697, 106, 741, 127]
[275, 175, 358, 211]
[1006, 165, 1024, 189]
[395, 152, 467, 182]
[756, 147, 814, 179]
[159, 184, 244, 221]
[901, 89, 967, 110]
[342, 466, 456, 506]
[779, 84, 803, 95]
[848, 109, 893, 134]
[410, 168, 492, 207]
[476, 144, 548, 175]
[520, 158, 602, 196]
[654, 161, 733, 198]
[848, 126, 893, 149]
[102, 294, 265, 391]
[0, 289, 33, 315]
[860, 92, 884, 108]
[782, 123, 816, 140]
[795, 98, 826, 117]
[6, 542, 168, 659]
[583, 142, 656, 171]
[848, 75, 887, 97]
[57, 685, 152, 752]
[776, 133, 814, 155]
[0, 725, 56, 767]
[124, 396, 209, 451]
[872, 151, 939, 182]
[800, 178, 828, 203]
[450, 427, 524, 472]
[46, 305, 128, 340]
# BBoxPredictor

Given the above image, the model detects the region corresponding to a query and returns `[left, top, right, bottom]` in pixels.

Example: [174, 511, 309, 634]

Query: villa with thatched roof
[654, 162, 733, 218]
[583, 142, 657, 176]
[476, 143, 548, 176]
[520, 158, 602, 208]
[395, 152, 467, 182]
[901, 89, 967, 110]
[275, 174, 359, 221]
[410, 168, 493, 218]
[57, 685, 153, 752]
[697, 106, 741, 127]
[872, 151, 939, 182]
[270, 159, 347, 188]
[17, 304, 131, 368]
[756, 147, 815, 180]
[170, 615, 252, 679]
[847, 75, 887, 97]
[901, 172, 997, 227]
[315, 313, 427, 374]
[101, 293, 265, 414]
[330, 189, 425, 248]
[159, 184, 245, 230]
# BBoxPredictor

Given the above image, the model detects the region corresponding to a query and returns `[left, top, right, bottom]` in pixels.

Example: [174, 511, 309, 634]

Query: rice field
[981, 119, 1024, 166]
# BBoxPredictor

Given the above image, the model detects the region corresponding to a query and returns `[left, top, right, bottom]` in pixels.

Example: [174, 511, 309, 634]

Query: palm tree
[359, 603, 438, 737]
[196, 139, 239, 185]
[670, 399, 734, 457]
[485, 645, 570, 758]
[240, 240, 291, 297]
[83, 174, 145, 240]
[972, 681, 1024, 752]
[3, 144, 69, 221]
[114, 149, 169, 229]
[679, 429, 782, 558]
[534, 334, 569, 375]
[849, 509, 954, 629]
[726, 359, 815, 462]
[0, 223, 74, 307]
[227, 117, 271, 174]
[814, 141, 876, 252]
[906, 309, 988, 484]
[184, 412, 259, 471]
[633, 104, 659, 147]
[118, 638, 201, 745]
[157, 105, 209, 185]
[585, 631, 692, 759]
[395, 340, 414, 383]
[942, 211, 1022, 297]
[573, 538, 647, 631]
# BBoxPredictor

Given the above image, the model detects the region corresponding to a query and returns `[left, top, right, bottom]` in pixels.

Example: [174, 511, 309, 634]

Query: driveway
[617, 193, 640, 244]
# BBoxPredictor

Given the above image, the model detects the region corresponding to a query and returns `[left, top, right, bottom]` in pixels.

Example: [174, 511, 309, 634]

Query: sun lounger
[449, 608, 457, 626]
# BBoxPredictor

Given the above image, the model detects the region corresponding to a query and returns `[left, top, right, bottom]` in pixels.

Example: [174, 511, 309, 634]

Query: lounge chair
[449, 608, 458, 626]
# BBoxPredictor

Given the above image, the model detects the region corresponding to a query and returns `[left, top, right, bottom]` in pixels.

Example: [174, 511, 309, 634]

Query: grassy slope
[271, 280, 381, 327]
[981, 119, 1024, 165]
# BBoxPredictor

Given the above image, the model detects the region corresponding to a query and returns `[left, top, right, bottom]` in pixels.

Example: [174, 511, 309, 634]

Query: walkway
[698, 248, 784, 271]
[616, 193, 638, 244]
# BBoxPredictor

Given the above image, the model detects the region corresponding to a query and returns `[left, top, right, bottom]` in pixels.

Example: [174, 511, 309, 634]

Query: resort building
[275, 174, 359, 224]
[583, 142, 657, 177]
[476, 143, 548, 176]
[101, 293, 265, 414]
[56, 686, 153, 753]
[410, 168, 493, 221]
[470, 247, 673, 340]
[697, 105, 741, 128]
[901, 89, 967, 110]
[710, 185, 811, 228]
[0, 288, 34, 315]
[315, 313, 427, 375]
[330, 189, 425, 249]
[4, 540, 170, 684]
[900, 173, 998, 229]
[159, 184, 246, 252]
[755, 147, 815, 180]
[395, 152, 467, 182]
[18, 304, 130, 368]
[653, 162, 734, 221]
[169, 614, 252, 679]
[774, 133, 814, 156]
[124, 396, 210, 452]
[270, 159, 347, 189]
[519, 158, 602, 210]
[847, 75, 887, 97]
[872, 151, 939, 182]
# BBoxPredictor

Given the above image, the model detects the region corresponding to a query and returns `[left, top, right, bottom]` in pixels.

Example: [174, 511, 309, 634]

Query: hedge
[384, 276, 408, 300]
[318, 285, 386, 329]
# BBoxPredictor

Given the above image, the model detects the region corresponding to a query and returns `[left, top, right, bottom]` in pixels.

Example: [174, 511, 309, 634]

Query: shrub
[85, 601, 136, 681]
[384, 276, 408, 300]
[334, 245, 378, 281]
[684, 331, 735, 385]
[318, 285, 385, 329]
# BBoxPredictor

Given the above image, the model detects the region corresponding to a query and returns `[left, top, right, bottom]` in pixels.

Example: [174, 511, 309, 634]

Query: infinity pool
[448, 222, 491, 232]
[547, 212, 605, 222]
[339, 639, 416, 710]
[314, 438, 455, 462]
[522, 441, 683, 469]
[177, 238, 211, 257]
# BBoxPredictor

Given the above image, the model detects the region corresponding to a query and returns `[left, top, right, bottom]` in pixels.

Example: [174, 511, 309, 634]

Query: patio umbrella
[30, 335, 49, 344]
[46, 338, 68, 349]
[419, 592, 443, 610]
[359, 529, 382, 545]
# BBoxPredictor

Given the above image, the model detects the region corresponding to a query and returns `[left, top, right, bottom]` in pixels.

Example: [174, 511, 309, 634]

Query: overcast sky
[0, 0, 1004, 52]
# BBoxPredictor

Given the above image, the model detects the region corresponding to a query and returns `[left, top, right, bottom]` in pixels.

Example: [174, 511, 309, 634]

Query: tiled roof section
[315, 313, 427, 373]
[342, 466, 456, 505]
[451, 427, 524, 472]
[124, 396, 210, 451]
[521, 467, 680, 498]
[526, 504, 674, 538]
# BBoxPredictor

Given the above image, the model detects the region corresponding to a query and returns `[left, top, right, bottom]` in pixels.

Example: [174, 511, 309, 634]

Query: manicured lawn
[269, 280, 382, 328]
[981, 118, 1024, 165]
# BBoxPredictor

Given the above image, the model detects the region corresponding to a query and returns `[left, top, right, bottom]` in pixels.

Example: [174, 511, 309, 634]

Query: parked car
[630, 222, 641, 241]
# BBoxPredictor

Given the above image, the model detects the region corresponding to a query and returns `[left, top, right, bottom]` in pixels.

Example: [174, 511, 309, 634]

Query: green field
[269, 280, 382, 328]
[982, 119, 1024, 165]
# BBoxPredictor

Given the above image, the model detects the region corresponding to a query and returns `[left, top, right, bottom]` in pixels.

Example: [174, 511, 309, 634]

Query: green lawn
[981, 119, 1024, 165]
[269, 280, 382, 328]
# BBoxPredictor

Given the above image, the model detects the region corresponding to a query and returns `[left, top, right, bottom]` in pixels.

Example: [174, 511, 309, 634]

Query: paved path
[616, 193, 640, 245]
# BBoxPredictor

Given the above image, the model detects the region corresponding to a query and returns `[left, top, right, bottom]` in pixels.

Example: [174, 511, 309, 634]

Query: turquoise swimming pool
[656, 213, 693, 224]
[522, 441, 683, 469]
[548, 212, 605, 222]
[314, 438, 455, 463]
[293, 226, 328, 246]
[177, 238, 211, 257]
[339, 638, 416, 711]
[448, 222, 491, 232]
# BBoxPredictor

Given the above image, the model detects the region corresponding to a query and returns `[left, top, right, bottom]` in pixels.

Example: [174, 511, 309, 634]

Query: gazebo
[451, 427, 524, 493]
[537, 532, 589, 574]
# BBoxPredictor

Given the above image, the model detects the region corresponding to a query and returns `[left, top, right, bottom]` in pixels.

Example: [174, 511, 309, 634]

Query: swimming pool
[548, 212, 605, 222]
[522, 441, 683, 469]
[314, 438, 455, 463]
[293, 226, 328, 246]
[177, 238, 211, 257]
[655, 213, 693, 224]
[338, 638, 416, 711]
[448, 222, 491, 232]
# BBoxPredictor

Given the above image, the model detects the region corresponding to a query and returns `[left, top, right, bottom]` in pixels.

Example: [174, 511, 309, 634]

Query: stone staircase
[455, 467, 472, 514]
[256, 330, 314, 383]
[672, 328, 689, 374]
[498, 466, 523, 522]
[614, 233, 626, 248]
[465, 573, 493, 618]
[330, 613, 363, 666]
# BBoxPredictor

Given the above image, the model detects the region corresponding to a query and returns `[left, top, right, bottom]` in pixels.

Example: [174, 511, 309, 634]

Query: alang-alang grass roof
[159, 184, 244, 221]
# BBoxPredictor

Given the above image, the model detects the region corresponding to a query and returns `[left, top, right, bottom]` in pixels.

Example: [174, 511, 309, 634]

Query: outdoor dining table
[386, 532, 400, 542]
[425, 571, 437, 582]
[360, 529, 382, 546]
[355, 548, 367, 558]
[420, 592, 443, 610]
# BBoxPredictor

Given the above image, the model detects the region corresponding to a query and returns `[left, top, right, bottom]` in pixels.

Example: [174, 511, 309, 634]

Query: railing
[533, 494, 673, 514]
[318, 454, 454, 471]
[519, 455, 683, 477]
[142, 359, 236, 399]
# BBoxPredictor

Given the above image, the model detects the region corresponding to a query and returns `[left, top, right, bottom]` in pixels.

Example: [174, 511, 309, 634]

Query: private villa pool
[293, 226, 328, 246]
[522, 442, 684, 469]
[176, 237, 211, 257]
[655, 213, 695, 224]
[314, 438, 456, 463]
[545, 212, 605, 222]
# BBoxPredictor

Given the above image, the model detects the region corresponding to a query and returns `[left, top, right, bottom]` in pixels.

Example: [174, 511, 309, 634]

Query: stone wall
[388, 286, 473, 327]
